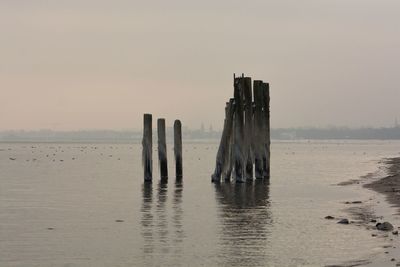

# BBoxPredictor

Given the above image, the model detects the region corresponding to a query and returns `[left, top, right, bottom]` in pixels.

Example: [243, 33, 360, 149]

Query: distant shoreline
[1, 126, 400, 142]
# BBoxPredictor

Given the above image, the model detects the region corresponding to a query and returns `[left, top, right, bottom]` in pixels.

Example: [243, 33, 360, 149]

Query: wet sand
[336, 157, 400, 267]
[364, 157, 400, 215]
[356, 157, 400, 267]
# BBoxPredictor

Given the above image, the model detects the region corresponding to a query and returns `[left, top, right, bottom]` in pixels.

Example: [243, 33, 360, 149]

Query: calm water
[1, 140, 400, 266]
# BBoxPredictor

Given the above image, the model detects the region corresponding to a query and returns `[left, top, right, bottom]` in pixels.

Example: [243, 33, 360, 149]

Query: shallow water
[1, 140, 400, 266]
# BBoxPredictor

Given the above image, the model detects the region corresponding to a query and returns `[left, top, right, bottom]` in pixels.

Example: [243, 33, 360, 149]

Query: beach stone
[370, 219, 377, 223]
[393, 231, 399, 235]
[376, 222, 394, 231]
[325, 216, 335, 220]
[338, 219, 349, 224]
[115, 220, 124, 222]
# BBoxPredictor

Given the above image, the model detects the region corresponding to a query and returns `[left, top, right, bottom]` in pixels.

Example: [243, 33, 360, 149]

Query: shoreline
[331, 157, 400, 267]
[342, 157, 400, 267]
[364, 157, 400, 215]
[362, 157, 400, 267]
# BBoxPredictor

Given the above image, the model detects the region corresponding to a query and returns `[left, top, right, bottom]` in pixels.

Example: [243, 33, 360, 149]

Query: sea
[1, 140, 400, 267]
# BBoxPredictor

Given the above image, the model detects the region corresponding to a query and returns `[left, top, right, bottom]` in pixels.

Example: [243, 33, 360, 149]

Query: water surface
[1, 140, 400, 266]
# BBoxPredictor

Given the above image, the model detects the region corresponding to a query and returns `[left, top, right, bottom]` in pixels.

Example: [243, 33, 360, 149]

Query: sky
[1, 0, 399, 131]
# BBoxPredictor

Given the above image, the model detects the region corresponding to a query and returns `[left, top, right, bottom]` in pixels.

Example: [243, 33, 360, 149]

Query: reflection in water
[141, 182, 154, 255]
[214, 180, 272, 266]
[140, 180, 185, 265]
[172, 180, 185, 253]
[156, 181, 169, 249]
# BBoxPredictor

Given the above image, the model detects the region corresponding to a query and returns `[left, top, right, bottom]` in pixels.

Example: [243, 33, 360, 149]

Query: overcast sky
[1, 0, 399, 130]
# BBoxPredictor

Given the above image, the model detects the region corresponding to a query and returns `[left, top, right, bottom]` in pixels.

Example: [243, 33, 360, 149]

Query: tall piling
[262, 82, 270, 178]
[243, 77, 253, 180]
[157, 118, 168, 180]
[174, 120, 183, 179]
[142, 114, 153, 182]
[253, 81, 264, 179]
[233, 77, 245, 183]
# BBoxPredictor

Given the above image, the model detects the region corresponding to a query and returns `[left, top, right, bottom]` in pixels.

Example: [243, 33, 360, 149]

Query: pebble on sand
[376, 222, 394, 231]
[325, 216, 335, 220]
[338, 219, 349, 224]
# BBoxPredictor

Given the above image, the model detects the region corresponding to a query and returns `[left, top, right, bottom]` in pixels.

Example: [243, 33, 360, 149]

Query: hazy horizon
[1, 0, 399, 131]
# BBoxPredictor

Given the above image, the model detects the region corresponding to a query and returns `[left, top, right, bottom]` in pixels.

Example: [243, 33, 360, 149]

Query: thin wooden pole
[174, 120, 183, 179]
[253, 81, 264, 179]
[142, 114, 153, 182]
[243, 77, 253, 180]
[233, 77, 245, 183]
[212, 99, 234, 182]
[222, 98, 235, 181]
[262, 82, 270, 178]
[224, 104, 235, 181]
[157, 118, 168, 181]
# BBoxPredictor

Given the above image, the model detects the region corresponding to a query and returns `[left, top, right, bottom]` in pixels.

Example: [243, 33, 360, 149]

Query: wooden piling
[157, 118, 168, 180]
[174, 120, 183, 179]
[224, 108, 235, 181]
[142, 114, 153, 182]
[233, 77, 245, 183]
[243, 77, 253, 180]
[222, 99, 235, 181]
[253, 81, 264, 179]
[212, 99, 234, 182]
[262, 82, 270, 178]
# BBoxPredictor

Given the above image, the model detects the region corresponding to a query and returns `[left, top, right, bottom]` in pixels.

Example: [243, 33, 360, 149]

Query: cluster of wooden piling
[142, 114, 183, 182]
[212, 74, 270, 183]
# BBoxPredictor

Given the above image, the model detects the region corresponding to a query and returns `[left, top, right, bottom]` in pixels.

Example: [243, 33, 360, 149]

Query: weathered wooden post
[142, 114, 153, 182]
[253, 81, 264, 179]
[211, 103, 229, 183]
[262, 82, 270, 178]
[212, 99, 234, 182]
[224, 111, 235, 181]
[157, 118, 168, 180]
[233, 77, 245, 183]
[243, 77, 253, 180]
[174, 120, 183, 179]
[222, 99, 235, 181]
